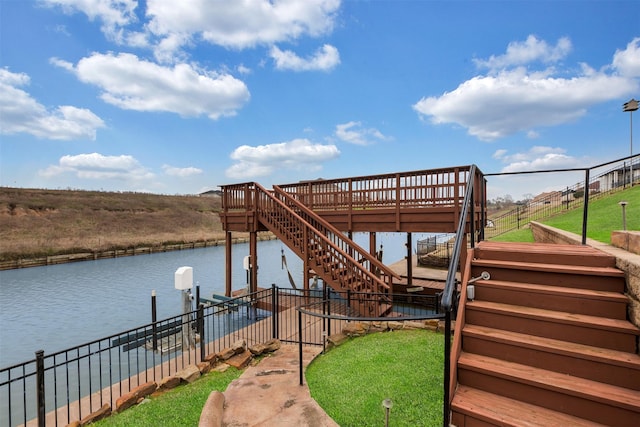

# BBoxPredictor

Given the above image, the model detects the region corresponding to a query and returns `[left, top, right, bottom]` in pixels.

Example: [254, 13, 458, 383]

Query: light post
[619, 201, 628, 231]
[382, 398, 393, 427]
[623, 99, 638, 186]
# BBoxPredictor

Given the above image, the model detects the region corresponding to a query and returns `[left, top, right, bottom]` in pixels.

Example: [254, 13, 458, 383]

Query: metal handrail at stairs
[254, 183, 394, 317]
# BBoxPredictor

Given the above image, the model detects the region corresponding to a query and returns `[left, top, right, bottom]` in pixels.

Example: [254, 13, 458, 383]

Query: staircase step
[451, 385, 606, 427]
[457, 353, 640, 426]
[474, 241, 617, 268]
[471, 280, 629, 319]
[471, 260, 625, 292]
[465, 301, 640, 352]
[462, 325, 640, 390]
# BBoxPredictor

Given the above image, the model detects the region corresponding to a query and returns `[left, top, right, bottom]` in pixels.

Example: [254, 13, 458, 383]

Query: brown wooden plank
[452, 385, 606, 427]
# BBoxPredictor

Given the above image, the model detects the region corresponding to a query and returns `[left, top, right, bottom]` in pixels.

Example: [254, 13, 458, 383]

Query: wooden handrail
[253, 183, 391, 301]
[273, 185, 400, 283]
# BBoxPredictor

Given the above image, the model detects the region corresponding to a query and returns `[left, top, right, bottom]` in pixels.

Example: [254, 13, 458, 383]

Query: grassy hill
[0, 187, 225, 262]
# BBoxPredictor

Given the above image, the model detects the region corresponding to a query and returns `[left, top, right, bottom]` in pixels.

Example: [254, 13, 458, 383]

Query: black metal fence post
[271, 284, 278, 339]
[35, 350, 45, 427]
[198, 304, 205, 361]
[298, 309, 303, 386]
[443, 311, 451, 427]
[151, 290, 158, 351]
[582, 169, 590, 245]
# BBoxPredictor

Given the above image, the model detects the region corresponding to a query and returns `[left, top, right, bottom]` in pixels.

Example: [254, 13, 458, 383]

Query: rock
[204, 353, 219, 366]
[402, 321, 426, 330]
[326, 333, 348, 347]
[177, 365, 201, 383]
[79, 404, 111, 425]
[133, 381, 157, 399]
[387, 321, 405, 330]
[342, 322, 366, 336]
[226, 350, 252, 369]
[425, 319, 440, 328]
[218, 347, 236, 360]
[157, 376, 181, 391]
[197, 361, 211, 374]
[232, 339, 247, 355]
[198, 391, 225, 427]
[249, 343, 268, 356]
[115, 391, 138, 413]
[213, 363, 230, 373]
[249, 339, 281, 356]
[115, 382, 157, 413]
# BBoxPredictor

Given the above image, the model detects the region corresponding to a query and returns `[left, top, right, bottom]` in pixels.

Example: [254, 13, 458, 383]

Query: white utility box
[174, 266, 193, 290]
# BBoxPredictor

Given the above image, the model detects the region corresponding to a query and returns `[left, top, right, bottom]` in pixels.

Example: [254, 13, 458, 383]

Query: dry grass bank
[0, 187, 228, 262]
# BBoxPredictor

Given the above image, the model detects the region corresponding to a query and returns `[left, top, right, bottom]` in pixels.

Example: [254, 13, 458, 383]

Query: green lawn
[306, 330, 444, 427]
[489, 186, 639, 244]
[93, 368, 241, 427]
[542, 186, 639, 243]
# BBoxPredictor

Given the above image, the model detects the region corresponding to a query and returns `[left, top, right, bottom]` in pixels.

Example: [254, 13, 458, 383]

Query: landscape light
[619, 201, 628, 230]
[382, 398, 393, 427]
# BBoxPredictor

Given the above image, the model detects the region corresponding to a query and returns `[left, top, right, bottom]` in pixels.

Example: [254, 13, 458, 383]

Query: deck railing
[277, 165, 476, 211]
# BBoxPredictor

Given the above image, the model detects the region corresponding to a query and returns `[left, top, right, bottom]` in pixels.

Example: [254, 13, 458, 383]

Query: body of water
[0, 232, 435, 368]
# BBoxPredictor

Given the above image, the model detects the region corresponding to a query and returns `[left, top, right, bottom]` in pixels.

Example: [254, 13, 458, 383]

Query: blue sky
[1, 1, 639, 200]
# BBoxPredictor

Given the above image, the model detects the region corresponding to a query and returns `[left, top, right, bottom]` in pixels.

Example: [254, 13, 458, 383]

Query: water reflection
[0, 232, 432, 367]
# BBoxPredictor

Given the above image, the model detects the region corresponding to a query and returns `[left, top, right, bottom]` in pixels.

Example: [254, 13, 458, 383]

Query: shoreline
[0, 234, 278, 271]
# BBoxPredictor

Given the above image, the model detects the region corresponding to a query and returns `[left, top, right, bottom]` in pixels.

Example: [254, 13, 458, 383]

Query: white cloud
[493, 146, 581, 173]
[335, 121, 389, 145]
[146, 0, 340, 55]
[53, 53, 250, 119]
[270, 44, 340, 72]
[612, 37, 640, 78]
[0, 68, 105, 140]
[40, 153, 154, 181]
[162, 165, 203, 177]
[226, 138, 340, 179]
[474, 35, 572, 71]
[413, 36, 640, 141]
[42, 0, 138, 42]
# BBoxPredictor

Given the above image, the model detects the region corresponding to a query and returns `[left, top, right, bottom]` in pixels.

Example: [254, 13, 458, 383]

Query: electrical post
[175, 266, 195, 351]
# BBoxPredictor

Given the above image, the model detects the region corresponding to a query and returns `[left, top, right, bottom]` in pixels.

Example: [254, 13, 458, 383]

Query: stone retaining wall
[530, 222, 640, 330]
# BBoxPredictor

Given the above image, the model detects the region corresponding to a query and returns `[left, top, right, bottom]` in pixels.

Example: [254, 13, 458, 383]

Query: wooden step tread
[472, 259, 625, 277]
[467, 300, 640, 335]
[462, 325, 640, 369]
[458, 352, 640, 411]
[452, 385, 606, 427]
[474, 280, 628, 302]
[474, 242, 616, 268]
[477, 241, 607, 254]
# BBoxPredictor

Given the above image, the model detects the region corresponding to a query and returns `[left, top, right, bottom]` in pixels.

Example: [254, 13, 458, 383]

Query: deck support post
[225, 231, 232, 297]
[369, 232, 377, 274]
[406, 232, 413, 286]
[250, 231, 258, 293]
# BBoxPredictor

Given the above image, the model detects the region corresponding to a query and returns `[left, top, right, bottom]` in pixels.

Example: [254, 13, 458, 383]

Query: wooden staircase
[253, 183, 395, 317]
[451, 241, 640, 427]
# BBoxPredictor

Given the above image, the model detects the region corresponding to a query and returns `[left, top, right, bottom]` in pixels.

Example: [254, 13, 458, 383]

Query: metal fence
[1, 285, 442, 427]
[0, 286, 325, 427]
[483, 155, 639, 239]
